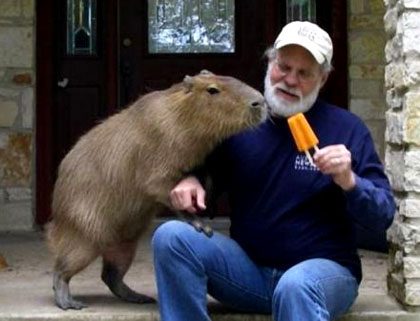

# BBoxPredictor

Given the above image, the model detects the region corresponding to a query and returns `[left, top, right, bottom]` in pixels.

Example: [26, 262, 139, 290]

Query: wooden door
[118, 0, 275, 106]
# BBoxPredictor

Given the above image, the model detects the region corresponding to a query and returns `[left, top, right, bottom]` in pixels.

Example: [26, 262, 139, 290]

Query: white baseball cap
[274, 21, 333, 65]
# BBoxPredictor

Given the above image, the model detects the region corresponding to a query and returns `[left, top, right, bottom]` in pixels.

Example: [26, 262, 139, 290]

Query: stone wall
[348, 0, 388, 159]
[385, 0, 420, 309]
[0, 0, 34, 231]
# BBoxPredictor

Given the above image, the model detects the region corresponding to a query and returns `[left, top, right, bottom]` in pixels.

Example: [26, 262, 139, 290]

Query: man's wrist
[338, 171, 356, 191]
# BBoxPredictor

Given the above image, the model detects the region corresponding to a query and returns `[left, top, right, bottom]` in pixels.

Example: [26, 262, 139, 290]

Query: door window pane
[286, 0, 316, 22]
[66, 0, 97, 55]
[148, 0, 235, 54]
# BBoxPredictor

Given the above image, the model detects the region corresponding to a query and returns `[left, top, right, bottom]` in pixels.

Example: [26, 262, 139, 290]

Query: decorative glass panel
[286, 0, 316, 22]
[148, 0, 235, 54]
[66, 0, 97, 55]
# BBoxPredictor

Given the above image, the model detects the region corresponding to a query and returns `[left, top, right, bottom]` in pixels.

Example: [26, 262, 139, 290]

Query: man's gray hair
[264, 46, 333, 74]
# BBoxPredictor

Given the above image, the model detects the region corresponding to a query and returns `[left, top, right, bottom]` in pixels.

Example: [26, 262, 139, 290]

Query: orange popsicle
[287, 112, 319, 165]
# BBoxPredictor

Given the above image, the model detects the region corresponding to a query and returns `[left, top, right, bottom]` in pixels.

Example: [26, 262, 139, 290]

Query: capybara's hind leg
[101, 241, 155, 303]
[53, 246, 98, 310]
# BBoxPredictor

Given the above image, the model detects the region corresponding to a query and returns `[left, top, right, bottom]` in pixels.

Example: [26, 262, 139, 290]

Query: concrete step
[0, 229, 418, 321]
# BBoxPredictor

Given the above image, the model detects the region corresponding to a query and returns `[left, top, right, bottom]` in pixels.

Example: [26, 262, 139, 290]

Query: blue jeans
[152, 220, 359, 321]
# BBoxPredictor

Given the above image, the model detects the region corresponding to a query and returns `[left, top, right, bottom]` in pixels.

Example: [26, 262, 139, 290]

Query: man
[152, 21, 396, 321]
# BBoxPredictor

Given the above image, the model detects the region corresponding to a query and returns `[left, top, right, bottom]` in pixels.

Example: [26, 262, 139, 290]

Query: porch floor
[0, 222, 418, 321]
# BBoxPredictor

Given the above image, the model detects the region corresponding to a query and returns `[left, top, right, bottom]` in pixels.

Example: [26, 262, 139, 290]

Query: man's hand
[170, 176, 207, 213]
[313, 144, 356, 191]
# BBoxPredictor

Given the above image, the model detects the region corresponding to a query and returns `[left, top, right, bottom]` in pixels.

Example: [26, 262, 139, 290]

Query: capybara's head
[168, 70, 266, 138]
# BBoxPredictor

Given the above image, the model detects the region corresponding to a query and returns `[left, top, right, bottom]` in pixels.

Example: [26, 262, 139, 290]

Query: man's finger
[195, 188, 207, 210]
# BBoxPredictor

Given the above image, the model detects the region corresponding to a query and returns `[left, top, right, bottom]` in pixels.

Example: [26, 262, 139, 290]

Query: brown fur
[46, 70, 266, 309]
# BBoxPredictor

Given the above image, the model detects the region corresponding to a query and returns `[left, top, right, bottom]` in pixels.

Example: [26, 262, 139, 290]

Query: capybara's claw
[136, 294, 156, 304]
[56, 297, 87, 310]
[203, 225, 214, 237]
[189, 220, 213, 237]
[189, 220, 203, 233]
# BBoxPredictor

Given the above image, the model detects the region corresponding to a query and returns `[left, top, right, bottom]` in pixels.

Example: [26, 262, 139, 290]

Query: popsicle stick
[304, 150, 314, 166]
[314, 145, 319, 152]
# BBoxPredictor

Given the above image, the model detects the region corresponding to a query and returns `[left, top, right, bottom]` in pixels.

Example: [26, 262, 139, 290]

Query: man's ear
[320, 72, 329, 88]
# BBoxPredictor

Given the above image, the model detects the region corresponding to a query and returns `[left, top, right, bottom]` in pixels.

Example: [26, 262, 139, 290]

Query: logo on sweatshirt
[294, 155, 318, 171]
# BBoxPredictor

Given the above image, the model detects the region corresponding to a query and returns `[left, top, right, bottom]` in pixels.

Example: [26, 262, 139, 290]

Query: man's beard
[264, 68, 322, 118]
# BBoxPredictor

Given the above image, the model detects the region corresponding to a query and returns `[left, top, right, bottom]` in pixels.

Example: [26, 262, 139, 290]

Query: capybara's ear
[183, 75, 194, 92]
[200, 70, 214, 76]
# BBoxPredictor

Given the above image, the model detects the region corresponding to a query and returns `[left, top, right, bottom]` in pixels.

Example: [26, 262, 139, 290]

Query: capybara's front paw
[190, 220, 213, 237]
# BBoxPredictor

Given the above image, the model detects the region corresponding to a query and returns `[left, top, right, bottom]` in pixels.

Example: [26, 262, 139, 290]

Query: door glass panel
[66, 0, 97, 55]
[148, 0, 235, 54]
[286, 0, 316, 22]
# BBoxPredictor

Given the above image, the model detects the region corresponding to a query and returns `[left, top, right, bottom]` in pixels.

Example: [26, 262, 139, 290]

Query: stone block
[400, 199, 420, 218]
[386, 221, 420, 252]
[404, 97, 420, 146]
[0, 201, 33, 231]
[6, 187, 31, 201]
[349, 32, 386, 64]
[349, 98, 386, 120]
[391, 248, 404, 271]
[384, 7, 398, 36]
[403, 257, 420, 278]
[401, 13, 420, 55]
[368, 0, 386, 14]
[388, 270, 420, 307]
[385, 88, 403, 110]
[19, 87, 33, 129]
[349, 15, 384, 29]
[0, 0, 20, 17]
[385, 149, 405, 192]
[405, 280, 420, 305]
[364, 119, 386, 159]
[0, 27, 33, 68]
[22, 0, 34, 18]
[385, 110, 403, 144]
[384, 0, 399, 8]
[402, 58, 420, 88]
[388, 271, 406, 304]
[385, 34, 402, 63]
[0, 87, 19, 99]
[349, 0, 367, 14]
[13, 73, 32, 85]
[384, 63, 405, 90]
[405, 151, 420, 191]
[402, 0, 420, 10]
[0, 132, 32, 187]
[349, 64, 384, 79]
[0, 100, 18, 127]
[351, 79, 384, 98]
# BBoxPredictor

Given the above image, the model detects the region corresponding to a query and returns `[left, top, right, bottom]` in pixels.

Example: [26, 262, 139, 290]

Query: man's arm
[314, 141, 396, 232]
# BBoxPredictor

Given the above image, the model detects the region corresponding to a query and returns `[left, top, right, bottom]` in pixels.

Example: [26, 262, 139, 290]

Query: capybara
[46, 70, 266, 310]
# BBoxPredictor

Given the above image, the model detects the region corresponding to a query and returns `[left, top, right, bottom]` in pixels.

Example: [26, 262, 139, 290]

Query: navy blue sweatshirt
[207, 100, 396, 283]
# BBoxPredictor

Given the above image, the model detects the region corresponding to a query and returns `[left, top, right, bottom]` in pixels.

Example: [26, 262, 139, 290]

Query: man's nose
[283, 70, 299, 86]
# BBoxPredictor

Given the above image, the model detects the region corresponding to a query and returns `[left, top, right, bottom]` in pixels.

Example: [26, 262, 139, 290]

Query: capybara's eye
[207, 86, 220, 95]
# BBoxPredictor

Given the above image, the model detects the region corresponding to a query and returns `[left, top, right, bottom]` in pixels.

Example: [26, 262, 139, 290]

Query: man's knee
[273, 268, 317, 302]
[152, 220, 189, 253]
